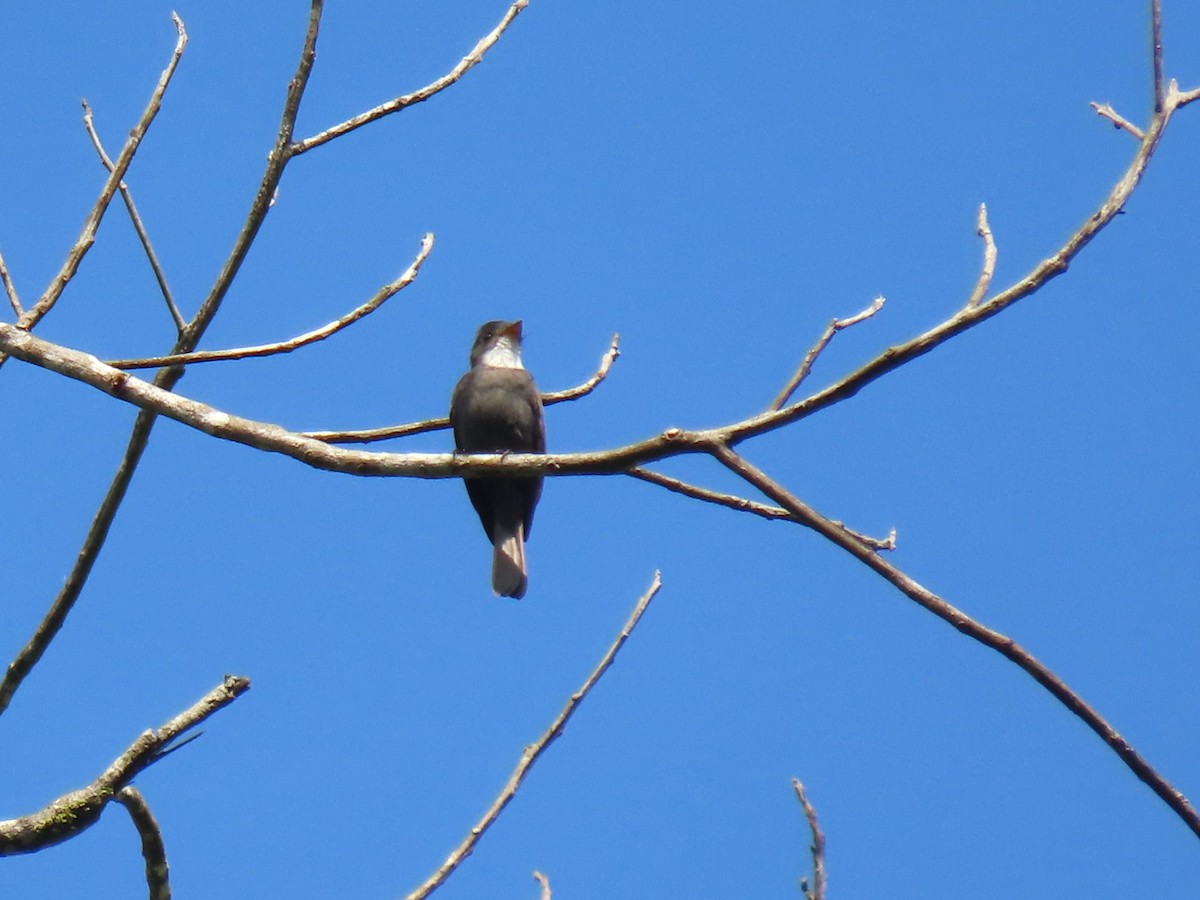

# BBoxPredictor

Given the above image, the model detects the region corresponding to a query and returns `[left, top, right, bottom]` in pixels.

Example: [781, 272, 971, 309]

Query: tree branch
[1090, 101, 1146, 139]
[532, 871, 552, 900]
[301, 333, 620, 445]
[291, 0, 531, 156]
[792, 779, 826, 900]
[107, 233, 435, 370]
[770, 296, 885, 411]
[0, 2, 322, 718]
[0, 12, 187, 364]
[708, 443, 1200, 841]
[82, 92, 186, 334]
[0, 248, 22, 316]
[116, 787, 171, 900]
[0, 675, 249, 856]
[405, 573, 662, 900]
[964, 202, 997, 310]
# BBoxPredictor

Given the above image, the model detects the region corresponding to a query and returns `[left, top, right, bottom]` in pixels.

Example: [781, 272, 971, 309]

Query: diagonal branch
[82, 94, 186, 333]
[116, 787, 171, 900]
[708, 442, 1200, 841]
[0, 249, 22, 316]
[0, 675, 249, 856]
[405, 573, 662, 900]
[771, 296, 885, 411]
[107, 233, 435, 370]
[291, 0, 530, 156]
[1090, 101, 1146, 140]
[0, 12, 187, 364]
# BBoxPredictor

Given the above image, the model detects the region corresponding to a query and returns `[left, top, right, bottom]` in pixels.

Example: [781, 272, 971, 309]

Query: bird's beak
[501, 320, 523, 341]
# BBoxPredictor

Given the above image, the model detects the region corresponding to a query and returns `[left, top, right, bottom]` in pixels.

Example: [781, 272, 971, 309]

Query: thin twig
[0, 12, 187, 366]
[532, 871, 552, 900]
[405, 573, 663, 900]
[0, 676, 249, 855]
[709, 442, 1200, 841]
[82, 94, 187, 333]
[965, 203, 997, 310]
[292, 0, 530, 156]
[792, 779, 826, 900]
[303, 332, 619, 445]
[771, 297, 885, 411]
[1152, 0, 1165, 113]
[0, 249, 21, 316]
[107, 233, 435, 370]
[1090, 102, 1146, 140]
[116, 787, 172, 900]
[540, 332, 621, 403]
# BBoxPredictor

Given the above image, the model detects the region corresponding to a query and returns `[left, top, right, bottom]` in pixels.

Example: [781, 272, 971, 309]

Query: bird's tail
[492, 522, 528, 599]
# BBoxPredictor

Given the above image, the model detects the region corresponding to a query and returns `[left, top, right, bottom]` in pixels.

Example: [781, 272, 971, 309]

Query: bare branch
[0, 676, 249, 855]
[82, 95, 186, 333]
[107, 233, 435, 370]
[304, 332, 620, 445]
[770, 296, 884, 411]
[540, 332, 621, 403]
[964, 203, 997, 310]
[1176, 83, 1200, 107]
[1152, 0, 1165, 113]
[532, 871, 552, 900]
[0, 249, 21, 316]
[0, 13, 187, 362]
[406, 573, 663, 900]
[116, 787, 171, 900]
[0, 3, 322, 718]
[292, 0, 531, 156]
[709, 443, 1200, 841]
[629, 467, 795, 521]
[1090, 101, 1146, 140]
[792, 779, 826, 900]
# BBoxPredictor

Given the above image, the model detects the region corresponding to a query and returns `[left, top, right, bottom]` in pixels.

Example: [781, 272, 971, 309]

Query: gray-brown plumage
[449, 320, 545, 598]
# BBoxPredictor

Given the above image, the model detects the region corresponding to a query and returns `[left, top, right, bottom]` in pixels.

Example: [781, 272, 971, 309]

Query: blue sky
[2, 2, 1199, 897]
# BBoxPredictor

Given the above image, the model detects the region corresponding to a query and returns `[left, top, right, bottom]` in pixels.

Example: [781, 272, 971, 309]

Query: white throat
[478, 336, 524, 369]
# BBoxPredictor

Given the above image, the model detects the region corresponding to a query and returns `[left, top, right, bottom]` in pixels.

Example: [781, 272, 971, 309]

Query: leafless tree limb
[405, 573, 662, 900]
[107, 233, 435, 370]
[291, 0, 530, 157]
[792, 779, 826, 900]
[0, 249, 22, 316]
[1090, 102, 1146, 139]
[0, 675, 249, 856]
[0, 1, 322, 719]
[540, 333, 621, 403]
[116, 787, 171, 900]
[965, 203, 997, 310]
[708, 442, 1200, 841]
[0, 12, 187, 367]
[770, 296, 884, 411]
[532, 870, 552, 900]
[302, 333, 620, 445]
[1152, 0, 1165, 112]
[82, 95, 186, 334]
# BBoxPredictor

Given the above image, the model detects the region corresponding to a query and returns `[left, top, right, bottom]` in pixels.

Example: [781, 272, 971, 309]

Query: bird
[449, 320, 545, 598]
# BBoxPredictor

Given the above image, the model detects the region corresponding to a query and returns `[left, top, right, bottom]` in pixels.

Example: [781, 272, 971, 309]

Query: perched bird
[449, 320, 545, 598]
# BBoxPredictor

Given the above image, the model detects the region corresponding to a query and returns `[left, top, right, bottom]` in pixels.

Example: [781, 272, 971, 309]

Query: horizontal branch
[0, 675, 249, 856]
[107, 233, 435, 370]
[304, 333, 620, 445]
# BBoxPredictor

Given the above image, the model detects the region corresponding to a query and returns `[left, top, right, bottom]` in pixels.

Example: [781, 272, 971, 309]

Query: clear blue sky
[2, 2, 1199, 897]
